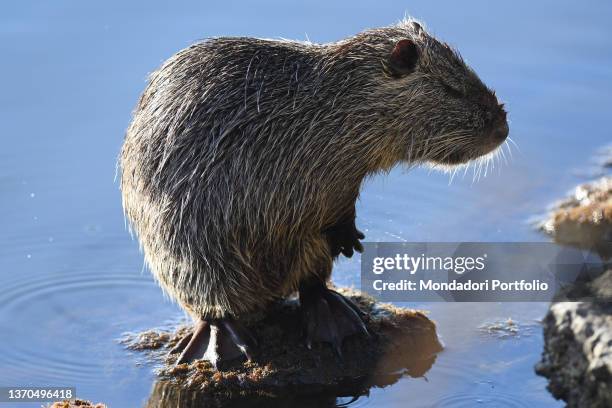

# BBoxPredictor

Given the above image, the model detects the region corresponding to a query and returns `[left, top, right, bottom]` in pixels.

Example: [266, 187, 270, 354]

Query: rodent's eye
[441, 82, 464, 98]
[387, 39, 419, 78]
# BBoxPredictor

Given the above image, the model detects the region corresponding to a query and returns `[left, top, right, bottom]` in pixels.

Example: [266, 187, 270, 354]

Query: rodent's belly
[125, 169, 334, 311]
[146, 226, 331, 317]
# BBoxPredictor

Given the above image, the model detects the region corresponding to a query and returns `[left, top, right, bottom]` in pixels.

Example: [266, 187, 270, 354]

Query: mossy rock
[123, 287, 442, 406]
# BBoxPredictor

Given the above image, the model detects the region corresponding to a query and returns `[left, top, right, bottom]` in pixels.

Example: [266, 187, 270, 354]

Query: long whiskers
[405, 130, 515, 185]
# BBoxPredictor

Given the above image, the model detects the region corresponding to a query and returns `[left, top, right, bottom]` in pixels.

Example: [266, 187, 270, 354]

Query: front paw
[326, 223, 365, 258]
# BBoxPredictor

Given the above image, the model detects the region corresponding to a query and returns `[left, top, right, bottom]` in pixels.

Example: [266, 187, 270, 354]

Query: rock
[123, 287, 442, 405]
[49, 400, 106, 408]
[536, 173, 612, 406]
[539, 176, 612, 258]
[123, 330, 172, 351]
[535, 301, 612, 408]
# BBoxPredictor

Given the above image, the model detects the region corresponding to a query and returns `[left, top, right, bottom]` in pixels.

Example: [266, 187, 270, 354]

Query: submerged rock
[536, 171, 612, 407]
[124, 288, 442, 406]
[478, 317, 535, 339]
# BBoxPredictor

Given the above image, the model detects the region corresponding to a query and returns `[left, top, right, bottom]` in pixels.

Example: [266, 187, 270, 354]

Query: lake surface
[1, 0, 611, 406]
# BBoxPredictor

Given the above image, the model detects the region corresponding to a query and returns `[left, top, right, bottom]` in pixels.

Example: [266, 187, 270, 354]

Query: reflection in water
[146, 381, 339, 408]
[145, 349, 437, 408]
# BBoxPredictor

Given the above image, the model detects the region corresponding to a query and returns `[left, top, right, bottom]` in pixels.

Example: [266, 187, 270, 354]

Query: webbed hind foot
[300, 282, 369, 358]
[170, 317, 257, 368]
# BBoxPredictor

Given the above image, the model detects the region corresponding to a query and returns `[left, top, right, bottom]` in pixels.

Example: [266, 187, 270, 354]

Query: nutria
[119, 18, 509, 367]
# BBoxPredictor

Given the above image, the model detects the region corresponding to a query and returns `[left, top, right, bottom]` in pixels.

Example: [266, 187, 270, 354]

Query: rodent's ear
[387, 39, 419, 78]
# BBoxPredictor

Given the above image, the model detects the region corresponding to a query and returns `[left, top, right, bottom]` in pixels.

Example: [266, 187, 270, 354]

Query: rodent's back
[121, 37, 385, 245]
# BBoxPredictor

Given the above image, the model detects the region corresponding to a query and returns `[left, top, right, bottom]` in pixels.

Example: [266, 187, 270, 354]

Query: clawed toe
[329, 288, 367, 318]
[220, 319, 258, 361]
[169, 330, 193, 355]
[172, 318, 257, 368]
[174, 320, 210, 365]
[300, 284, 369, 358]
[325, 221, 365, 258]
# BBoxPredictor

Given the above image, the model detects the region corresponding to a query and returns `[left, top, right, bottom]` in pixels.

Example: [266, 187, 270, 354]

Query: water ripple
[0, 269, 156, 385]
[431, 392, 529, 407]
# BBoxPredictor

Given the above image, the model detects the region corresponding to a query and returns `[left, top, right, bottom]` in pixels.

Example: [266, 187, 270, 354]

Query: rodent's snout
[491, 119, 510, 143]
[476, 102, 509, 158]
[484, 102, 509, 147]
[491, 104, 510, 139]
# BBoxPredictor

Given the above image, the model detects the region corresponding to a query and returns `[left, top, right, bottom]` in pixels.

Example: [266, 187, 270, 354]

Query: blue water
[1, 0, 611, 406]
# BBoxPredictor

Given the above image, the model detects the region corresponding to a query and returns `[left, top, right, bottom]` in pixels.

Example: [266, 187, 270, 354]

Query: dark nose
[491, 118, 509, 142]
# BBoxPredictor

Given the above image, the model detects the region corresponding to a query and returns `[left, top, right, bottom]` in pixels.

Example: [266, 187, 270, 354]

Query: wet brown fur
[119, 19, 507, 319]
